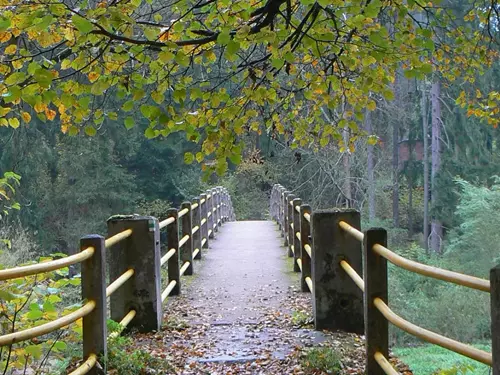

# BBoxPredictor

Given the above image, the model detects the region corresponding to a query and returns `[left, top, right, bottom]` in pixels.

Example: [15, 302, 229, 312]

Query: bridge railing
[270, 183, 499, 375]
[0, 187, 234, 375]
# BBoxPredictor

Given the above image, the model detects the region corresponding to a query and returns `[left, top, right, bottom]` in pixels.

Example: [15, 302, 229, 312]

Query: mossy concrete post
[107, 216, 162, 332]
[192, 197, 202, 259]
[300, 204, 312, 293]
[166, 208, 180, 295]
[286, 194, 296, 257]
[311, 209, 364, 333]
[364, 228, 388, 374]
[292, 198, 302, 272]
[200, 193, 209, 248]
[81, 235, 106, 375]
[181, 202, 194, 276]
[491, 264, 500, 375]
[282, 191, 290, 242]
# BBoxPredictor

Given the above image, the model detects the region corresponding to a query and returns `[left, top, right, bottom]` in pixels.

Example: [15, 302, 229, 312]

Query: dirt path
[132, 221, 410, 374]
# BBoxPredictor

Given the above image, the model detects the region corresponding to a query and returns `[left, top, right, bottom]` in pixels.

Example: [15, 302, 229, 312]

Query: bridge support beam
[107, 215, 162, 333]
[311, 209, 364, 333]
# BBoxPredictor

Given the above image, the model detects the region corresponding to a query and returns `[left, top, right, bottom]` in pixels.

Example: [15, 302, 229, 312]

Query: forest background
[1, 0, 500, 373]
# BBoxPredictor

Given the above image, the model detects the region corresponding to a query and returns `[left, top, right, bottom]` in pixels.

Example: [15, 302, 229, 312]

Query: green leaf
[184, 152, 194, 164]
[217, 30, 231, 45]
[122, 101, 134, 112]
[84, 126, 96, 136]
[53, 341, 67, 351]
[0, 289, 17, 301]
[124, 117, 135, 129]
[72, 15, 94, 34]
[271, 58, 285, 70]
[144, 127, 156, 139]
[27, 310, 43, 320]
[0, 17, 11, 32]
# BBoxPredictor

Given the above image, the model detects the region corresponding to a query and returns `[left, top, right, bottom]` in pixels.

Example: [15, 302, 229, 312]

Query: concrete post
[200, 193, 209, 248]
[107, 216, 162, 332]
[166, 208, 180, 295]
[278, 186, 285, 233]
[192, 197, 202, 259]
[311, 209, 364, 333]
[292, 198, 302, 272]
[81, 235, 106, 375]
[491, 264, 500, 375]
[286, 194, 296, 256]
[300, 204, 312, 293]
[181, 202, 194, 276]
[364, 228, 388, 374]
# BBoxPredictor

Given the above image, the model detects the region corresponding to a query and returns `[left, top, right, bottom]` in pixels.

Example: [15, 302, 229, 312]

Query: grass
[393, 344, 491, 375]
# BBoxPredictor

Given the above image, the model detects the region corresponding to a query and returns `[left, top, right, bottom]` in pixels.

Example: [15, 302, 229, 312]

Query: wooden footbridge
[0, 184, 499, 374]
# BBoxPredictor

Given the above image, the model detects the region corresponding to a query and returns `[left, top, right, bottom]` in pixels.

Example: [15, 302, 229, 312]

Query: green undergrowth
[106, 320, 173, 374]
[393, 344, 491, 374]
[301, 347, 342, 374]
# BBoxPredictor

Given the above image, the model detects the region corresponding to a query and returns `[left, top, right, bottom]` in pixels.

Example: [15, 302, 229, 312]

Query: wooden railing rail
[0, 186, 234, 375]
[270, 183, 500, 375]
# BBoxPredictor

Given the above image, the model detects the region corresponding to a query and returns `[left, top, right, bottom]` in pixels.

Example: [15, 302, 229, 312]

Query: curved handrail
[0, 301, 95, 346]
[0, 247, 94, 281]
[339, 221, 490, 293]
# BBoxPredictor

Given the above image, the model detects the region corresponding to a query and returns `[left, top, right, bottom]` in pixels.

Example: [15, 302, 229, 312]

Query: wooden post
[292, 198, 302, 272]
[215, 187, 221, 230]
[278, 186, 285, 233]
[286, 194, 296, 256]
[180, 202, 194, 276]
[282, 191, 290, 243]
[311, 209, 364, 333]
[81, 235, 106, 375]
[107, 216, 162, 332]
[300, 204, 312, 293]
[208, 190, 215, 239]
[166, 208, 180, 295]
[200, 193, 209, 248]
[364, 228, 388, 374]
[192, 197, 202, 259]
[491, 264, 500, 375]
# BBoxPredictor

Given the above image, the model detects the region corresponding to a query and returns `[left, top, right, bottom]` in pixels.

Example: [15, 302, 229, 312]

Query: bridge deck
[133, 221, 354, 373]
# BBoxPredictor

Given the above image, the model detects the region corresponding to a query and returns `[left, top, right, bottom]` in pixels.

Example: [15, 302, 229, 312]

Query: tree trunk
[343, 128, 352, 208]
[392, 101, 400, 228]
[430, 80, 443, 253]
[421, 81, 430, 253]
[366, 109, 376, 222]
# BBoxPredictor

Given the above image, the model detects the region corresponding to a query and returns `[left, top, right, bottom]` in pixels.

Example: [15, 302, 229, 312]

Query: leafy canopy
[0, 0, 498, 173]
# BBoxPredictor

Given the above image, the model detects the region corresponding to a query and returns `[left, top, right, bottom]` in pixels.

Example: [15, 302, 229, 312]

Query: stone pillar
[311, 209, 364, 333]
[107, 216, 162, 332]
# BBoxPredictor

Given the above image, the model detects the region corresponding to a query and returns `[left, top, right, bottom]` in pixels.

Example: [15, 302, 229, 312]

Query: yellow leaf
[21, 111, 31, 123]
[45, 108, 56, 121]
[4, 44, 16, 55]
[88, 71, 100, 83]
[8, 117, 20, 128]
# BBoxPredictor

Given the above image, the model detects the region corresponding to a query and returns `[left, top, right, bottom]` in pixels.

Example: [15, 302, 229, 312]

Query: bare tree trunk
[392, 102, 400, 228]
[343, 128, 352, 208]
[421, 81, 430, 253]
[430, 80, 443, 253]
[366, 109, 375, 222]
